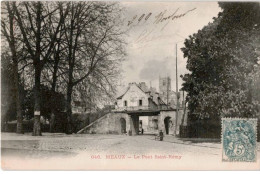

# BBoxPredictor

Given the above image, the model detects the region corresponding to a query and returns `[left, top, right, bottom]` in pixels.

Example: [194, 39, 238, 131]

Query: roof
[158, 97, 167, 105]
[116, 83, 147, 99]
[116, 83, 162, 106]
[116, 86, 130, 99]
[148, 97, 158, 106]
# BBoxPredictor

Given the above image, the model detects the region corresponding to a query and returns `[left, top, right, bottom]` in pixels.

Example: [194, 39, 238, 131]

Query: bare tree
[2, 1, 126, 135]
[12, 2, 67, 135]
[61, 2, 125, 134]
[1, 2, 23, 133]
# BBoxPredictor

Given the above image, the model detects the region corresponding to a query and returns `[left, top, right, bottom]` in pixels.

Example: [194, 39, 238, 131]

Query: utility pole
[182, 90, 184, 108]
[175, 43, 179, 136]
[166, 77, 169, 109]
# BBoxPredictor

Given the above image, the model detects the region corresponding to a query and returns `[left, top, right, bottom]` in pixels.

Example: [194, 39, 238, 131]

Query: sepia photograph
[1, 0, 260, 170]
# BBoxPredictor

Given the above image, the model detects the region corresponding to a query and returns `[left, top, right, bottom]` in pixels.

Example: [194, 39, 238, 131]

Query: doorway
[120, 118, 126, 134]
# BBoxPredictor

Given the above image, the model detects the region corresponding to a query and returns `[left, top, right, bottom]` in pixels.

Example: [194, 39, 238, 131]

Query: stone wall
[82, 112, 130, 134]
[80, 110, 186, 136]
[158, 110, 184, 136]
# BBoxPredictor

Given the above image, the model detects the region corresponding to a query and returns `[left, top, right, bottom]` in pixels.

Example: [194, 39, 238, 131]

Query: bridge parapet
[113, 106, 153, 112]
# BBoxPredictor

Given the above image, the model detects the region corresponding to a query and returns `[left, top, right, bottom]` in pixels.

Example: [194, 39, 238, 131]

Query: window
[124, 100, 127, 106]
[139, 99, 142, 106]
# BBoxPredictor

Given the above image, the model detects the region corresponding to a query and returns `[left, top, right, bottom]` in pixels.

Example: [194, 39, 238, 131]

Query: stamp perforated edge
[221, 117, 258, 163]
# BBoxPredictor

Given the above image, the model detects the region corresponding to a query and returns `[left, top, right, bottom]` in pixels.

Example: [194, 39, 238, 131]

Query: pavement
[1, 132, 260, 170]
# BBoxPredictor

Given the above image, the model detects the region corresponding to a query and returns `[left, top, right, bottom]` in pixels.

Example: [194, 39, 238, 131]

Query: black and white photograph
[1, 0, 260, 170]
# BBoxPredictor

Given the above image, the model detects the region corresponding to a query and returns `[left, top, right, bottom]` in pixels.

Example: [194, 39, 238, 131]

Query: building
[159, 76, 175, 108]
[115, 80, 187, 134]
[79, 81, 187, 136]
[115, 82, 179, 134]
[115, 82, 167, 111]
[159, 76, 186, 109]
[159, 76, 171, 95]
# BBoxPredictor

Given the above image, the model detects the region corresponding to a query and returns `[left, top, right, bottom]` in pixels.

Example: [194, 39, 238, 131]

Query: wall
[82, 113, 130, 134]
[117, 83, 149, 108]
[80, 110, 186, 136]
[156, 110, 184, 136]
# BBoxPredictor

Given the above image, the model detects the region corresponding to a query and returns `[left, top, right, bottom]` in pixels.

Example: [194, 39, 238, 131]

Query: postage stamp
[222, 118, 257, 162]
[1, 1, 260, 170]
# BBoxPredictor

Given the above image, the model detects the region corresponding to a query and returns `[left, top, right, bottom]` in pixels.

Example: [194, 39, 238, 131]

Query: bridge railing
[113, 106, 158, 112]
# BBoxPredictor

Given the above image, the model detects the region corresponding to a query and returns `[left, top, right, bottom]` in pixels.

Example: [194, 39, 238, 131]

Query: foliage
[181, 2, 260, 121]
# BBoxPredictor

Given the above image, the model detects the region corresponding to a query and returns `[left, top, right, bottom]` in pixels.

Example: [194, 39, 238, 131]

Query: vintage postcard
[1, 0, 260, 170]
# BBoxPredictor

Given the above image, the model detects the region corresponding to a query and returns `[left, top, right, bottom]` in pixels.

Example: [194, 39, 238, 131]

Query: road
[1, 133, 260, 170]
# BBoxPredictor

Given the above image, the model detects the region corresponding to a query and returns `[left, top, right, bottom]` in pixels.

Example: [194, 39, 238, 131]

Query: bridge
[113, 107, 178, 116]
[77, 106, 185, 136]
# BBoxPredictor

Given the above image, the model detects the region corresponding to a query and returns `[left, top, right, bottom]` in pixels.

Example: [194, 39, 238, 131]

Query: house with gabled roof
[78, 81, 186, 136]
[115, 82, 167, 111]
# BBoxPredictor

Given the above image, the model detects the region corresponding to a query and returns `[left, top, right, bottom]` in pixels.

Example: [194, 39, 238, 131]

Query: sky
[116, 1, 221, 95]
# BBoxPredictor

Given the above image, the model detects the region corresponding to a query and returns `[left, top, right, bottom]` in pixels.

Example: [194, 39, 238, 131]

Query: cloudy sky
[117, 2, 221, 94]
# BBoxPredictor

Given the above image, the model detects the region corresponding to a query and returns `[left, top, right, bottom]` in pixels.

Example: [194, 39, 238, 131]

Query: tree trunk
[66, 84, 73, 134]
[32, 66, 42, 136]
[49, 94, 56, 133]
[50, 52, 59, 133]
[50, 112, 55, 133]
[49, 61, 58, 133]
[5, 2, 23, 134]
[32, 2, 42, 136]
[13, 59, 23, 133]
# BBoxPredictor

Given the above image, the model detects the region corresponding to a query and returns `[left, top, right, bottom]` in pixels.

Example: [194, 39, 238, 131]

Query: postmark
[222, 118, 257, 162]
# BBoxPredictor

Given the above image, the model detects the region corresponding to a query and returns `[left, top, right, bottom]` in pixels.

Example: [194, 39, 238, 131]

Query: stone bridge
[77, 108, 186, 136]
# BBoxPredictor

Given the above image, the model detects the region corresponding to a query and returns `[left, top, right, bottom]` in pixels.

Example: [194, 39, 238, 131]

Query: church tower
[159, 76, 171, 96]
[159, 76, 171, 106]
